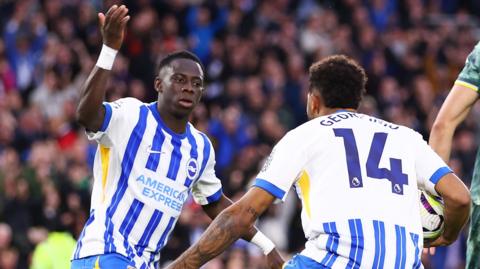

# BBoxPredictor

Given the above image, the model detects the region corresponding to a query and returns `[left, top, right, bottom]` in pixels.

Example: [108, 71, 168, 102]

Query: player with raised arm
[166, 55, 471, 269]
[71, 5, 283, 269]
[430, 41, 480, 269]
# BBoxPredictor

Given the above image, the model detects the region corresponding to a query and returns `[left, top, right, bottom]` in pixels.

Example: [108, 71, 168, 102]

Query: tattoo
[169, 208, 251, 269]
[247, 206, 260, 219]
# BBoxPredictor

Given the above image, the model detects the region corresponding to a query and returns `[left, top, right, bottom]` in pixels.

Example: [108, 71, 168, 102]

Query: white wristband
[96, 44, 118, 70]
[251, 231, 275, 255]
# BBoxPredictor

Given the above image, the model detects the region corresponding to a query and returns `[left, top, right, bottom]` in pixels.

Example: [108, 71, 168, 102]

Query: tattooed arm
[201, 194, 262, 241]
[166, 187, 276, 269]
[201, 194, 284, 268]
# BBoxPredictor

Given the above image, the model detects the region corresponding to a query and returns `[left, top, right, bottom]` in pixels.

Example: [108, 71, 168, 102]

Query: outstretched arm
[201, 194, 261, 241]
[76, 5, 130, 132]
[167, 188, 276, 269]
[201, 194, 284, 268]
[201, 194, 235, 221]
[429, 84, 478, 162]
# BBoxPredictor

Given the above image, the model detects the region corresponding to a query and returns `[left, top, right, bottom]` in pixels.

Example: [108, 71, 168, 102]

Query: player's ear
[308, 91, 321, 116]
[154, 77, 163, 93]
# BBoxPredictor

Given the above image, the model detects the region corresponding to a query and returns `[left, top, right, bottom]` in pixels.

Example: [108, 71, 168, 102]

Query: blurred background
[0, 0, 479, 268]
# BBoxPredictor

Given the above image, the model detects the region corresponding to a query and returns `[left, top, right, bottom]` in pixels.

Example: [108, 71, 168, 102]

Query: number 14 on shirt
[334, 128, 408, 195]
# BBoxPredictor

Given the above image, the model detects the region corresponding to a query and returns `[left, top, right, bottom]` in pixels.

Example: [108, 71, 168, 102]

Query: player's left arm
[430, 41, 480, 162]
[201, 194, 284, 268]
[167, 187, 277, 269]
[430, 84, 478, 162]
[201, 194, 260, 242]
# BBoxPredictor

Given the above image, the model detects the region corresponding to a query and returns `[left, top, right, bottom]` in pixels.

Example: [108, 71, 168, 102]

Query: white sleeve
[253, 131, 308, 202]
[191, 136, 223, 205]
[86, 97, 142, 147]
[413, 132, 453, 196]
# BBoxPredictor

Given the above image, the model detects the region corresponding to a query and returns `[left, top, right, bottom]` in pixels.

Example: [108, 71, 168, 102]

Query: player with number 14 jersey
[256, 110, 448, 268]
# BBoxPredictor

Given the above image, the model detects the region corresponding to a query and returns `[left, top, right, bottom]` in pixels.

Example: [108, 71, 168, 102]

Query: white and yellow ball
[419, 190, 444, 241]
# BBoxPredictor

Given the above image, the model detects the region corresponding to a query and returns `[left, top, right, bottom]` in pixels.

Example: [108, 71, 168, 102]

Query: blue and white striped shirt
[254, 111, 452, 268]
[73, 98, 222, 269]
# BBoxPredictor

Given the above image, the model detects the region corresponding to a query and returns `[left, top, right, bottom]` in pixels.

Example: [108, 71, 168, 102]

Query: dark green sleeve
[456, 42, 480, 93]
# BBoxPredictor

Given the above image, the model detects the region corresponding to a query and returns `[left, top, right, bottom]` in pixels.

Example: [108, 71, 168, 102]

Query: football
[419, 190, 444, 241]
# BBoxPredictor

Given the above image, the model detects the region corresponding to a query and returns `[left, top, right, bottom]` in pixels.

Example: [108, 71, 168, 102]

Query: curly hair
[309, 55, 367, 109]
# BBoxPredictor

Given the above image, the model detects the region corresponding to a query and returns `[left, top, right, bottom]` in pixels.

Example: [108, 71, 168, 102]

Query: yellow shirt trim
[100, 146, 110, 203]
[455, 80, 479, 92]
[298, 170, 311, 218]
[94, 257, 100, 269]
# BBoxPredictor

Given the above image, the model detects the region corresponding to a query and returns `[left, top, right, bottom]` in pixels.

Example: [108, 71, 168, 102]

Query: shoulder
[276, 120, 317, 149]
[286, 117, 326, 139]
[402, 127, 426, 144]
[107, 97, 144, 110]
[363, 114, 418, 136]
[103, 98, 148, 130]
[373, 116, 426, 145]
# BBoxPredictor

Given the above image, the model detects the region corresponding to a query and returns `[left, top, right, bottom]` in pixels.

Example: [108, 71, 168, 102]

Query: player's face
[156, 58, 204, 118]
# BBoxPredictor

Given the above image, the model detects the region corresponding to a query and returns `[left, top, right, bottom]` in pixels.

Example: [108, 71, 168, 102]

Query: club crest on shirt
[186, 158, 200, 180]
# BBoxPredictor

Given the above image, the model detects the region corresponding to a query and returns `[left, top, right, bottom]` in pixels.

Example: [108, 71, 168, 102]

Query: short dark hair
[156, 50, 205, 76]
[309, 55, 367, 109]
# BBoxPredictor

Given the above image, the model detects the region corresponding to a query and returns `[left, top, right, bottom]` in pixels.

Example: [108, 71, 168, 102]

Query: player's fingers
[117, 7, 129, 25]
[120, 15, 130, 28]
[119, 6, 129, 18]
[104, 5, 118, 26]
[105, 5, 118, 16]
[104, 4, 118, 19]
[111, 5, 127, 23]
[422, 247, 436, 255]
[98, 13, 105, 28]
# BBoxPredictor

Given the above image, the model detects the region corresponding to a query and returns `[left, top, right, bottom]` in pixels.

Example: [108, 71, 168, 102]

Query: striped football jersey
[73, 98, 222, 269]
[254, 110, 452, 268]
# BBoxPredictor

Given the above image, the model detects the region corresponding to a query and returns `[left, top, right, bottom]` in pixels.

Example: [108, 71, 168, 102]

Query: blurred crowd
[0, 0, 479, 268]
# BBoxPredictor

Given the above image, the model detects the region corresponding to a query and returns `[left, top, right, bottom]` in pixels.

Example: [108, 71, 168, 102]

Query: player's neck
[157, 107, 188, 134]
[318, 107, 356, 117]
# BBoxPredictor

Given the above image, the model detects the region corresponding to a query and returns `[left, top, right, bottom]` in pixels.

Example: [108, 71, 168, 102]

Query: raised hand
[98, 5, 130, 50]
